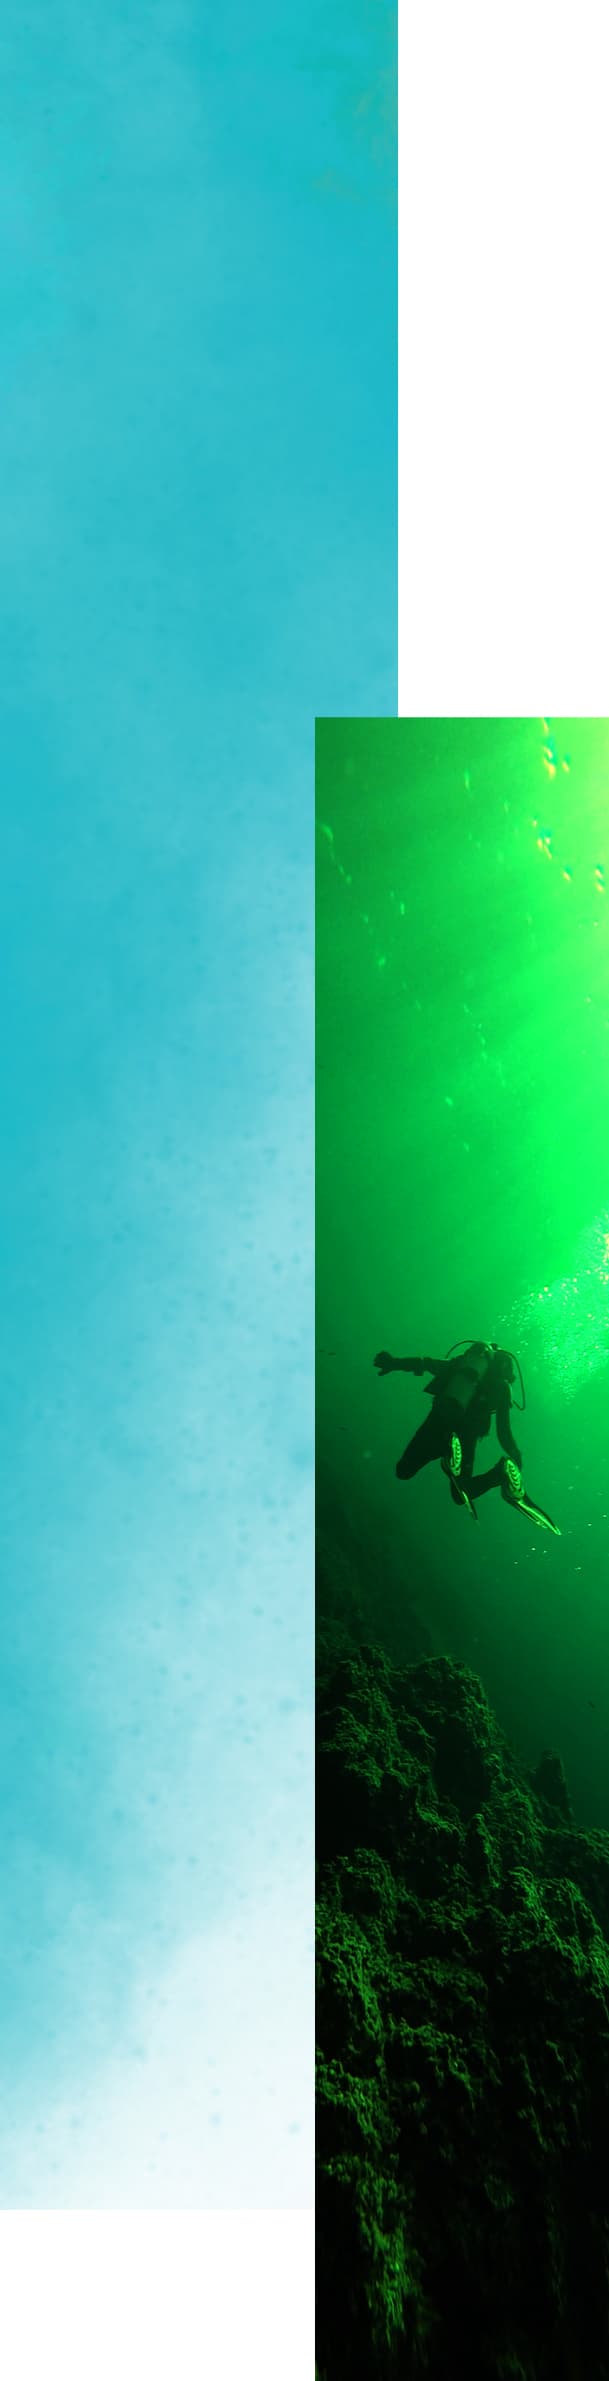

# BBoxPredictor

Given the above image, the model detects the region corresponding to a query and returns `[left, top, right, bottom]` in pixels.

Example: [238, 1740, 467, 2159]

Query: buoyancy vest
[424, 1342, 495, 1415]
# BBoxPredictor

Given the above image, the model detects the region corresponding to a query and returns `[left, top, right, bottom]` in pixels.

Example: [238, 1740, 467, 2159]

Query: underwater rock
[317, 1639, 609, 2380]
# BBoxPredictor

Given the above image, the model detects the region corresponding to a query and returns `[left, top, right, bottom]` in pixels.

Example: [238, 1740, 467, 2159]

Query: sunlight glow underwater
[503, 1214, 609, 1402]
[318, 720, 609, 1408]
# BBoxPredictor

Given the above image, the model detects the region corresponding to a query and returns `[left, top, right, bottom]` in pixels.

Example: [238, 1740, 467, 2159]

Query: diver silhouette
[373, 1339, 560, 1533]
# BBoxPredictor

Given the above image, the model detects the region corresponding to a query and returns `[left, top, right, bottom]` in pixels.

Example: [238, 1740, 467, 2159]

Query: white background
[399, 2, 609, 713]
[0, 2213, 314, 2379]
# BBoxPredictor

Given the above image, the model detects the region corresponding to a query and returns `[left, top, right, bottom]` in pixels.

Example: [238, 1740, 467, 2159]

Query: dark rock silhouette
[317, 1623, 609, 2379]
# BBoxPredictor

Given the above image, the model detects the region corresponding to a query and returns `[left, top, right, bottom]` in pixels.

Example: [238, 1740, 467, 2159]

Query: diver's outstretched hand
[374, 1350, 395, 1375]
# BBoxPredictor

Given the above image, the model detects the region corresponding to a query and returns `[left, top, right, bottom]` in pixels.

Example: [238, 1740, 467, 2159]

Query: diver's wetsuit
[390, 1350, 522, 1489]
[376, 1343, 560, 1532]
[395, 1387, 476, 1480]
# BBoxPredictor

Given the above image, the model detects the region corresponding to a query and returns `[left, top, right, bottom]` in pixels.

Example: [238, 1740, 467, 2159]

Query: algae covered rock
[317, 1641, 609, 2379]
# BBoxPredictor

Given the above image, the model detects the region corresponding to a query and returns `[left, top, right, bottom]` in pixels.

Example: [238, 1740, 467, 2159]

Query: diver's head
[445, 1336, 523, 1400]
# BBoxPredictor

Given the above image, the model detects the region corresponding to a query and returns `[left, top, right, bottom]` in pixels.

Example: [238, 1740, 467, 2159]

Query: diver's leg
[441, 1413, 478, 1518]
[395, 1410, 443, 1479]
[468, 1457, 505, 1502]
[436, 1397, 465, 1475]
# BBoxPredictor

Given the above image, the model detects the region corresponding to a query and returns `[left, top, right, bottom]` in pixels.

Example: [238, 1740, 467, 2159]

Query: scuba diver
[373, 1338, 560, 1533]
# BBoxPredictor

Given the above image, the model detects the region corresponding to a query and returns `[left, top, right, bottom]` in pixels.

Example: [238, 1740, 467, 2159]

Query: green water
[316, 717, 609, 1826]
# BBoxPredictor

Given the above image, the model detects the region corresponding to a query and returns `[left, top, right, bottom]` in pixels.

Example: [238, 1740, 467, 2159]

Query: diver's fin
[512, 1491, 561, 1535]
[442, 1456, 478, 1521]
[500, 1461, 561, 1535]
[458, 1486, 479, 1523]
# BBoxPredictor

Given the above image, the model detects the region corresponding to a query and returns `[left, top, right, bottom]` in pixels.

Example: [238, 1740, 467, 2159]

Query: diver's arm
[385, 1355, 445, 1374]
[374, 1352, 428, 1376]
[495, 1387, 523, 1467]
